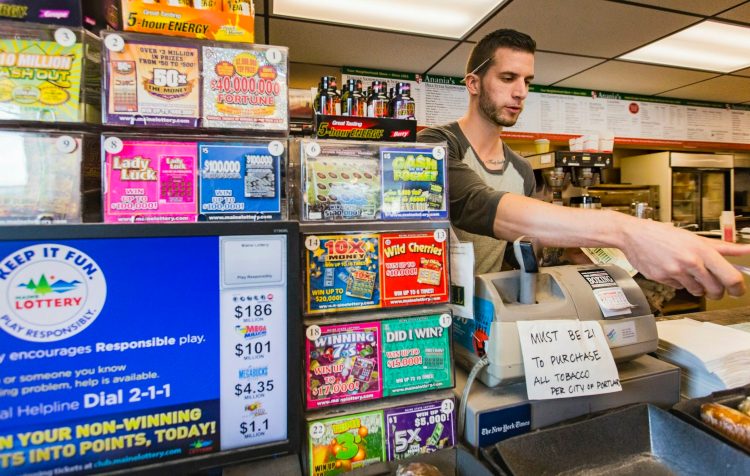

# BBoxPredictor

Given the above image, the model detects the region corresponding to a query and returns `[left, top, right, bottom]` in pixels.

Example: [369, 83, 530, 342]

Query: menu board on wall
[343, 66, 750, 148]
[507, 87, 750, 148]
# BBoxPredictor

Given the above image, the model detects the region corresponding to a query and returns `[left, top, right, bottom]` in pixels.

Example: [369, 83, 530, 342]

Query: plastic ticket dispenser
[454, 257, 658, 387]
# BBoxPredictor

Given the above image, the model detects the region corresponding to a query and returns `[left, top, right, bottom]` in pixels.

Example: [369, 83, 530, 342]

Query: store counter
[659, 305, 750, 325]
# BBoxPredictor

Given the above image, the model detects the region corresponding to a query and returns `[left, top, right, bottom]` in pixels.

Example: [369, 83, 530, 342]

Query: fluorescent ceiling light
[272, 0, 503, 39]
[619, 21, 750, 73]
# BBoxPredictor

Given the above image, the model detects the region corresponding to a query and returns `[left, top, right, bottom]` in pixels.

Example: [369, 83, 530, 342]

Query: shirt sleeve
[418, 127, 504, 237]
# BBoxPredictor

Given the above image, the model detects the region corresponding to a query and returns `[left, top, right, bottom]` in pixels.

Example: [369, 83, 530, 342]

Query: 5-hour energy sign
[0, 244, 106, 343]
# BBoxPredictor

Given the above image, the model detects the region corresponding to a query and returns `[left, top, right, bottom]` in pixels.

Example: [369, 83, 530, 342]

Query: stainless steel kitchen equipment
[586, 184, 660, 216]
[620, 152, 733, 230]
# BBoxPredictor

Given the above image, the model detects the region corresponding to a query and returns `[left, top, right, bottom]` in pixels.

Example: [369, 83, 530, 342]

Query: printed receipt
[517, 320, 622, 400]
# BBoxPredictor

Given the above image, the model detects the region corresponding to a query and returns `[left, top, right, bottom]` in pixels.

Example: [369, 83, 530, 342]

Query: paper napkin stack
[656, 318, 750, 398]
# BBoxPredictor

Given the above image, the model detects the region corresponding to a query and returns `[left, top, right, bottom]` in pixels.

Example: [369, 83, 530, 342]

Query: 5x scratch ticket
[304, 230, 449, 315]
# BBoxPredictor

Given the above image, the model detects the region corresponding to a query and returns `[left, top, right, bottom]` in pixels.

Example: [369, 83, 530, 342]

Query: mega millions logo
[0, 244, 107, 342]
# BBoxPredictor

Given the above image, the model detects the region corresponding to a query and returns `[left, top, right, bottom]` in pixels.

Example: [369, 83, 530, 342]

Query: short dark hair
[466, 29, 536, 76]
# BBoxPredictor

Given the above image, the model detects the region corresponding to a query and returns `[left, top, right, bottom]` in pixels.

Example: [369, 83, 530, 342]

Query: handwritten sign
[517, 320, 622, 400]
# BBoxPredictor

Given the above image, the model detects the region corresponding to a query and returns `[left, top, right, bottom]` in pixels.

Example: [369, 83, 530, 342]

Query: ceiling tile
[469, 0, 698, 57]
[424, 43, 473, 77]
[556, 60, 717, 95]
[427, 47, 604, 84]
[269, 19, 457, 71]
[627, 0, 744, 16]
[255, 1, 265, 15]
[533, 52, 603, 85]
[657, 76, 750, 103]
[718, 2, 750, 22]
[734, 67, 750, 77]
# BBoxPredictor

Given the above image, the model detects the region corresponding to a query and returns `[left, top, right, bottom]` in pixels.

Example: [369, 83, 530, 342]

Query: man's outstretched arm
[493, 193, 749, 299]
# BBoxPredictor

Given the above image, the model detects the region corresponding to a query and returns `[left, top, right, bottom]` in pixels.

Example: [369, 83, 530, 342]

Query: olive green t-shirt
[418, 122, 536, 274]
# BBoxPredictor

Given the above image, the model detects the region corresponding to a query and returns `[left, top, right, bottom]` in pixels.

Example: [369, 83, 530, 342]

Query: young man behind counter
[418, 28, 750, 300]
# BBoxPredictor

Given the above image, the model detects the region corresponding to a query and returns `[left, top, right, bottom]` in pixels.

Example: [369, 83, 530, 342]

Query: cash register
[453, 239, 678, 450]
[454, 246, 658, 387]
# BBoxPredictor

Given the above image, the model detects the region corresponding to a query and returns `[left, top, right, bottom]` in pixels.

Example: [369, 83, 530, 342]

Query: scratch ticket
[305, 322, 382, 409]
[380, 231, 449, 307]
[306, 234, 380, 315]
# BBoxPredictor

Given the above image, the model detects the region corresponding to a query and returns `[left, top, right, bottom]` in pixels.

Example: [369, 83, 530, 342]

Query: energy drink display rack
[102, 0, 256, 43]
[295, 137, 457, 476]
[101, 30, 288, 132]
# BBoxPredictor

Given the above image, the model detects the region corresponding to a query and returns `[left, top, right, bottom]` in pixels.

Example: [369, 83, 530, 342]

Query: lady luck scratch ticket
[306, 234, 380, 314]
[104, 139, 198, 223]
[202, 45, 288, 130]
[305, 322, 382, 409]
[104, 34, 200, 127]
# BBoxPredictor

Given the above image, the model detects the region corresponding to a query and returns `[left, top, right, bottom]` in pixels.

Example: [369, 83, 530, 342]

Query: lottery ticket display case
[294, 136, 457, 475]
[304, 390, 457, 476]
[303, 307, 455, 411]
[101, 31, 288, 132]
[0, 21, 101, 125]
[291, 139, 448, 223]
[0, 222, 301, 475]
[101, 133, 288, 224]
[0, 128, 100, 224]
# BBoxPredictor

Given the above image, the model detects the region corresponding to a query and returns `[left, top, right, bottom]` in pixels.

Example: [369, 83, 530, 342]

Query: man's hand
[620, 219, 748, 299]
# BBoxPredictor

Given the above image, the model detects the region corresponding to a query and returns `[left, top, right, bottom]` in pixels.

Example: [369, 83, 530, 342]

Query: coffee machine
[536, 151, 614, 206]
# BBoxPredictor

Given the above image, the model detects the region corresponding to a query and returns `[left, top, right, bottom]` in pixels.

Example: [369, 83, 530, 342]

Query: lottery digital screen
[0, 223, 300, 475]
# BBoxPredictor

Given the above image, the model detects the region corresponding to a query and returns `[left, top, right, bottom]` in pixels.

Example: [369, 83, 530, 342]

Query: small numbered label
[105, 34, 125, 52]
[304, 142, 321, 158]
[441, 399, 455, 414]
[434, 229, 447, 243]
[433, 146, 446, 160]
[440, 313, 452, 328]
[104, 137, 124, 154]
[306, 325, 321, 341]
[266, 48, 283, 65]
[54, 28, 76, 47]
[309, 422, 325, 439]
[304, 236, 320, 251]
[55, 136, 78, 154]
[268, 141, 284, 156]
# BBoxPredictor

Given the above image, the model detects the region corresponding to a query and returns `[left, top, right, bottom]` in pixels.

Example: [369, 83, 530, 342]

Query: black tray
[492, 404, 749, 475]
[671, 384, 750, 454]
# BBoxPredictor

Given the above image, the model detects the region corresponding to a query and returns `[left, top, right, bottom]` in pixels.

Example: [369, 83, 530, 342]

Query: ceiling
[254, 0, 750, 104]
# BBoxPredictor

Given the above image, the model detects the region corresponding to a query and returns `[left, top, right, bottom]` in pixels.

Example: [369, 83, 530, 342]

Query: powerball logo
[0, 244, 107, 342]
